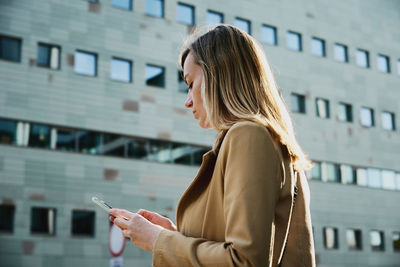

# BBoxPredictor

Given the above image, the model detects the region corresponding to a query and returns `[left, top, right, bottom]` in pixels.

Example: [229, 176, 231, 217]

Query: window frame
[0, 34, 22, 63]
[145, 64, 166, 88]
[74, 50, 98, 77]
[37, 42, 61, 70]
[311, 37, 326, 57]
[261, 24, 278, 46]
[176, 2, 195, 25]
[110, 57, 133, 83]
[145, 0, 164, 18]
[334, 43, 349, 63]
[234, 17, 251, 35]
[286, 31, 302, 52]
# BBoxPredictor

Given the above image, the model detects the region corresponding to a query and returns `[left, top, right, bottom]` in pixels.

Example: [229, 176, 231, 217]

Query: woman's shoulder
[226, 120, 273, 140]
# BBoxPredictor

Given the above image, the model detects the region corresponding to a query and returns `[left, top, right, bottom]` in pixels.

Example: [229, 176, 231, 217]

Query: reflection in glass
[287, 31, 301, 51]
[393, 232, 400, 252]
[207, 10, 223, 26]
[347, 229, 362, 250]
[71, 210, 95, 237]
[77, 131, 101, 154]
[0, 119, 17, 145]
[370, 230, 384, 251]
[338, 102, 353, 122]
[37, 43, 60, 69]
[177, 3, 194, 25]
[74, 51, 97, 76]
[381, 170, 396, 190]
[234, 18, 251, 34]
[324, 227, 338, 249]
[0, 36, 21, 62]
[326, 163, 341, 182]
[356, 49, 369, 68]
[291, 93, 306, 113]
[341, 165, 356, 184]
[377, 54, 390, 73]
[29, 124, 51, 148]
[126, 138, 148, 159]
[261, 25, 277, 45]
[171, 143, 193, 164]
[55, 128, 76, 151]
[31, 207, 56, 235]
[103, 134, 127, 157]
[316, 98, 330, 119]
[111, 58, 132, 83]
[311, 37, 325, 57]
[381, 112, 395, 131]
[146, 64, 165, 87]
[367, 168, 381, 188]
[112, 0, 132, 10]
[148, 140, 171, 163]
[334, 43, 348, 62]
[145, 0, 164, 17]
[360, 107, 374, 127]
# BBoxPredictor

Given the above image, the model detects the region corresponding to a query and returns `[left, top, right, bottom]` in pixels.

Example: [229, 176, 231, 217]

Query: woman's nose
[185, 93, 193, 108]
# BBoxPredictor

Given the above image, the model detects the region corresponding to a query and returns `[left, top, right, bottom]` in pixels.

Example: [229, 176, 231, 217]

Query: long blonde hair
[180, 25, 311, 171]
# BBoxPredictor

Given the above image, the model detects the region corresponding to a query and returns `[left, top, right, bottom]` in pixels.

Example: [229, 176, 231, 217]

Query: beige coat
[153, 121, 316, 266]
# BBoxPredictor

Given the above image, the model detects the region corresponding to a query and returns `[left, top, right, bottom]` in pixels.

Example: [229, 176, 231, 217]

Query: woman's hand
[137, 209, 177, 231]
[110, 209, 164, 252]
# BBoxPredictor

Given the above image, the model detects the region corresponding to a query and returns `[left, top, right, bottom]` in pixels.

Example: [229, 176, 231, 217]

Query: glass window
[347, 229, 362, 250]
[171, 143, 193, 165]
[31, 207, 56, 235]
[207, 10, 223, 26]
[178, 70, 187, 93]
[356, 168, 367, 186]
[341, 165, 356, 184]
[323, 227, 339, 249]
[393, 232, 400, 252]
[37, 43, 60, 69]
[234, 18, 251, 34]
[367, 168, 381, 189]
[287, 31, 302, 51]
[145, 0, 164, 17]
[291, 93, 306, 114]
[74, 50, 97, 76]
[103, 134, 127, 157]
[16, 122, 29, 146]
[311, 37, 325, 57]
[71, 210, 95, 237]
[356, 49, 369, 68]
[126, 138, 148, 159]
[0, 204, 15, 233]
[147, 140, 171, 163]
[360, 107, 374, 127]
[316, 98, 330, 119]
[334, 43, 348, 62]
[112, 0, 132, 10]
[29, 123, 51, 149]
[177, 3, 194, 25]
[338, 102, 353, 122]
[0, 35, 22, 62]
[54, 128, 76, 151]
[326, 163, 341, 183]
[377, 54, 390, 73]
[145, 64, 165, 88]
[261, 25, 277, 45]
[381, 170, 396, 190]
[77, 131, 101, 154]
[370, 230, 385, 251]
[381, 111, 395, 131]
[111, 57, 132, 83]
[311, 162, 322, 180]
[0, 119, 17, 145]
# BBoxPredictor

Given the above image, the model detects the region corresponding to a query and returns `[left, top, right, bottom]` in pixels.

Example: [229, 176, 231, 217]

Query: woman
[110, 24, 316, 266]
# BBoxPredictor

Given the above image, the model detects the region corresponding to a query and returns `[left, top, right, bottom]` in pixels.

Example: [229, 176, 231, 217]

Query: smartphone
[91, 197, 129, 220]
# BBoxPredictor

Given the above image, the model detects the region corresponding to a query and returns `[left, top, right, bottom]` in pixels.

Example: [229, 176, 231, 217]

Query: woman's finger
[110, 208, 134, 220]
[113, 217, 130, 230]
[122, 229, 131, 238]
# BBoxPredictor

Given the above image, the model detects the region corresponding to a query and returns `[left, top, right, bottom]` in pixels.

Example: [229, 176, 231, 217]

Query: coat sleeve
[152, 123, 283, 267]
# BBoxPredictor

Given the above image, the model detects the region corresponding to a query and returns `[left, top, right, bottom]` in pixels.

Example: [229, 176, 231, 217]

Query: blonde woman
[110, 24, 316, 266]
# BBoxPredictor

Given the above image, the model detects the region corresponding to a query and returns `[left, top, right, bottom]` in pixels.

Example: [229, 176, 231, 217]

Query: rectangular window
[370, 230, 385, 251]
[316, 98, 330, 119]
[102, 134, 127, 157]
[367, 168, 381, 189]
[234, 18, 251, 35]
[334, 43, 348, 62]
[393, 232, 400, 252]
[71, 210, 95, 237]
[126, 138, 148, 159]
[31, 207, 56, 235]
[37, 43, 61, 70]
[53, 128, 77, 151]
[360, 107, 374, 127]
[356, 49, 369, 68]
[287, 31, 302, 51]
[74, 50, 97, 76]
[324, 227, 339, 249]
[381, 111, 395, 131]
[310, 162, 322, 180]
[29, 123, 51, 149]
[206, 10, 223, 26]
[0, 204, 15, 233]
[261, 25, 277, 45]
[145, 0, 164, 17]
[356, 168, 367, 186]
[111, 57, 132, 83]
[326, 163, 341, 183]
[311, 37, 326, 57]
[347, 229, 362, 250]
[178, 70, 188, 93]
[177, 3, 195, 25]
[145, 64, 165, 88]
[172, 143, 193, 165]
[377, 54, 390, 73]
[147, 140, 171, 163]
[77, 130, 101, 154]
[0, 119, 17, 145]
[291, 93, 306, 114]
[0, 35, 22, 62]
[338, 102, 353, 122]
[341, 165, 356, 184]
[381, 170, 396, 190]
[112, 0, 132, 10]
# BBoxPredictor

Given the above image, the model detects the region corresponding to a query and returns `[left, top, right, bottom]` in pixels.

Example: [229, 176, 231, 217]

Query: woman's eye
[188, 83, 193, 90]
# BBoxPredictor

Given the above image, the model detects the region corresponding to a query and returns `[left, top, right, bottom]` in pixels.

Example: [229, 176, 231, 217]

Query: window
[126, 138, 148, 159]
[0, 35, 22, 62]
[103, 134, 127, 157]
[291, 93, 306, 114]
[0, 119, 17, 145]
[234, 18, 251, 34]
[356, 168, 367, 186]
[71, 210, 95, 237]
[16, 122, 29, 146]
[111, 57, 132, 83]
[323, 227, 339, 249]
[356, 49, 369, 68]
[37, 43, 60, 69]
[377, 54, 390, 73]
[381, 111, 395, 131]
[29, 123, 51, 149]
[178, 70, 187, 93]
[145, 64, 165, 87]
[177, 3, 194, 25]
[381, 170, 396, 190]
[145, 0, 164, 17]
[74, 50, 97, 76]
[53, 128, 76, 151]
[326, 163, 341, 183]
[316, 98, 330, 119]
[77, 131, 101, 154]
[338, 102, 353, 122]
[172, 143, 193, 164]
[341, 165, 356, 184]
[261, 25, 277, 45]
[310, 162, 322, 180]
[367, 168, 381, 189]
[393, 232, 400, 252]
[206, 10, 223, 26]
[347, 229, 362, 250]
[311, 37, 325, 57]
[287, 31, 302, 51]
[31, 207, 56, 235]
[360, 107, 374, 127]
[112, 0, 132, 10]
[334, 43, 348, 62]
[370, 230, 385, 251]
[147, 140, 171, 163]
[0, 204, 15, 233]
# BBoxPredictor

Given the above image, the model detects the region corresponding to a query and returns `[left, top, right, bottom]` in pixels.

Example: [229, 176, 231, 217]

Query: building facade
[0, 0, 399, 266]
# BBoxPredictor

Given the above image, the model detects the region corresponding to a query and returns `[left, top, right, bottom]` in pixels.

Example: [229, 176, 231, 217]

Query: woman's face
[183, 52, 210, 129]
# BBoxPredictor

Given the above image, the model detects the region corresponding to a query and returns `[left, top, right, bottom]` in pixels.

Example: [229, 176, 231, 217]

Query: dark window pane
[112, 0, 132, 10]
[0, 119, 17, 144]
[347, 229, 362, 250]
[0, 36, 22, 62]
[126, 138, 148, 159]
[0, 205, 15, 233]
[55, 128, 76, 151]
[29, 124, 51, 148]
[146, 0, 164, 17]
[148, 140, 171, 163]
[71, 210, 95, 237]
[145, 64, 165, 87]
[291, 93, 306, 114]
[177, 3, 194, 25]
[103, 134, 127, 157]
[31, 207, 56, 235]
[338, 102, 353, 122]
[393, 232, 400, 252]
[77, 131, 101, 154]
[172, 143, 193, 165]
[37, 44, 50, 67]
[326, 163, 341, 183]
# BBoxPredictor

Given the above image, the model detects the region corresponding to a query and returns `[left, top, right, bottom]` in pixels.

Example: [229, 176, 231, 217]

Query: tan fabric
[153, 121, 316, 267]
